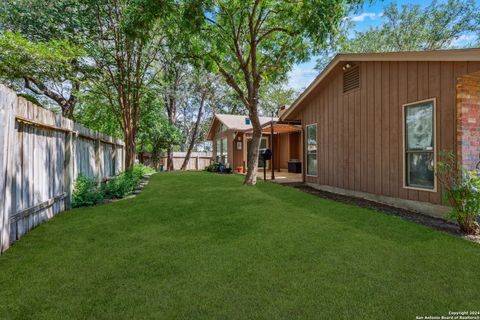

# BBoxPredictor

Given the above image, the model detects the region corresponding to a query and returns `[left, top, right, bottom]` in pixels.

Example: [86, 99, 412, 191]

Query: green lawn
[0, 172, 479, 319]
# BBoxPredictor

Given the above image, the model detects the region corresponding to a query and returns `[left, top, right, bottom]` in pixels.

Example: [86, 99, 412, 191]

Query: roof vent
[343, 64, 360, 93]
[245, 118, 251, 125]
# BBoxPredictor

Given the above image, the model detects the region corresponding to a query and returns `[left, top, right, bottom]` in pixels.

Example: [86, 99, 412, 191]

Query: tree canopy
[167, 0, 362, 184]
[317, 0, 480, 70]
[0, 0, 93, 117]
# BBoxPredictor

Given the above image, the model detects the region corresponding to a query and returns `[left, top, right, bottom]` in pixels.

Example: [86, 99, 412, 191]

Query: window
[216, 139, 221, 162]
[222, 138, 228, 163]
[246, 137, 269, 168]
[215, 124, 225, 135]
[306, 124, 317, 176]
[404, 99, 436, 190]
[215, 138, 228, 163]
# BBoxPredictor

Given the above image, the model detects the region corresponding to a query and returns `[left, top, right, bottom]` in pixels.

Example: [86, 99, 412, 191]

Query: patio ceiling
[245, 122, 301, 135]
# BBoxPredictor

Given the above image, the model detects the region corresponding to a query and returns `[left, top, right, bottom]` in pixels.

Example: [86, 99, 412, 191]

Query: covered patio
[245, 120, 303, 183]
[256, 169, 302, 183]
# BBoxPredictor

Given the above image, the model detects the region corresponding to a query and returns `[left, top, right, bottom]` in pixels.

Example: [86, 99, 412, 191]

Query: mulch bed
[281, 182, 479, 243]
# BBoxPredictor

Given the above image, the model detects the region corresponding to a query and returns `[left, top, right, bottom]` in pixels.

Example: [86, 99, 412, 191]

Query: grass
[0, 172, 479, 319]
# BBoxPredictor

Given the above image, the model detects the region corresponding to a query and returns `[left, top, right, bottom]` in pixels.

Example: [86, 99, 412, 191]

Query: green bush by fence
[72, 164, 156, 208]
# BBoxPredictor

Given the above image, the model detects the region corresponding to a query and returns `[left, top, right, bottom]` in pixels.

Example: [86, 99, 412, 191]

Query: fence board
[0, 85, 16, 252]
[0, 85, 124, 253]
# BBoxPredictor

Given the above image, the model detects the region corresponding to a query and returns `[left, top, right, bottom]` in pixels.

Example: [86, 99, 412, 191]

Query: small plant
[102, 172, 135, 199]
[72, 165, 155, 205]
[72, 174, 103, 208]
[132, 163, 156, 177]
[437, 151, 480, 235]
[206, 162, 220, 172]
[103, 164, 155, 199]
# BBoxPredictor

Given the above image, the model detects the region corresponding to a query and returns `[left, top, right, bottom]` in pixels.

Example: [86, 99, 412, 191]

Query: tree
[0, 0, 91, 118]
[258, 82, 298, 116]
[184, 0, 359, 185]
[138, 116, 183, 170]
[180, 72, 220, 170]
[1, 0, 176, 168]
[86, 0, 173, 169]
[0, 32, 85, 117]
[158, 50, 189, 171]
[73, 90, 123, 138]
[317, 0, 480, 70]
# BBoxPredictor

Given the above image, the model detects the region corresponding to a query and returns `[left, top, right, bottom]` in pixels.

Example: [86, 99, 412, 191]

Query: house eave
[281, 48, 480, 121]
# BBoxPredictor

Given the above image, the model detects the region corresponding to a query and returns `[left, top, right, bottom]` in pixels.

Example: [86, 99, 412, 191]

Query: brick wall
[457, 74, 480, 170]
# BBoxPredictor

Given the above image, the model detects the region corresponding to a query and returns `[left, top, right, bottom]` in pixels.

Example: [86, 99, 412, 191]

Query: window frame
[402, 98, 437, 192]
[215, 139, 222, 162]
[305, 123, 318, 177]
[222, 138, 228, 154]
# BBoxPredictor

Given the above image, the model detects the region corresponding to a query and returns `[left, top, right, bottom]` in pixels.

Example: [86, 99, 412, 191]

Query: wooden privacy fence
[0, 85, 124, 253]
[161, 152, 213, 171]
[140, 152, 213, 170]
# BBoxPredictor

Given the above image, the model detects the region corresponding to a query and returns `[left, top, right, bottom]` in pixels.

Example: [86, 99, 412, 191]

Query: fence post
[196, 155, 199, 170]
[63, 131, 74, 210]
[0, 86, 16, 252]
[112, 144, 117, 176]
[94, 137, 101, 183]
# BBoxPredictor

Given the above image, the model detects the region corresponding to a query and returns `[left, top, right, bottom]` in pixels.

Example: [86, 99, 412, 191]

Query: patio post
[271, 119, 275, 180]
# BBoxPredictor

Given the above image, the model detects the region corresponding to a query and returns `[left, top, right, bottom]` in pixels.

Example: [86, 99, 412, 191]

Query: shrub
[72, 165, 155, 206]
[206, 162, 220, 172]
[437, 152, 480, 235]
[103, 164, 155, 199]
[72, 174, 103, 208]
[132, 163, 156, 177]
[102, 172, 135, 199]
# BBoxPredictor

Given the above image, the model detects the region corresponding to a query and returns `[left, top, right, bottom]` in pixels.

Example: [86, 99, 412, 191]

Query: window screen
[306, 124, 317, 176]
[404, 100, 435, 189]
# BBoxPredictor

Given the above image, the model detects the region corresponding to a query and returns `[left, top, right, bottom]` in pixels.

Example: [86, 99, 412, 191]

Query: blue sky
[287, 0, 480, 91]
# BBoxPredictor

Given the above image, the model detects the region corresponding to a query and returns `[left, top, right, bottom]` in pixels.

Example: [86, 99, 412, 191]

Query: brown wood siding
[298, 61, 480, 205]
[233, 133, 244, 169]
[278, 134, 289, 169]
[289, 132, 301, 160]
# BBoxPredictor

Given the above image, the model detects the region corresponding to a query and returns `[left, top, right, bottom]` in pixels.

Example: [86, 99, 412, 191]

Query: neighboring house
[206, 114, 302, 172]
[281, 48, 480, 217]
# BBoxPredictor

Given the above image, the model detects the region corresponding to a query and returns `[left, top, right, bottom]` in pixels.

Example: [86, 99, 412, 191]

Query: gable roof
[281, 48, 480, 121]
[206, 114, 278, 140]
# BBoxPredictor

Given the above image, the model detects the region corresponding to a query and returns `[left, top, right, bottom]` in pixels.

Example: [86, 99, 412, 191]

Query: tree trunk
[244, 108, 262, 186]
[181, 93, 205, 171]
[167, 146, 174, 171]
[124, 131, 136, 169]
[459, 216, 480, 235]
[24, 77, 78, 119]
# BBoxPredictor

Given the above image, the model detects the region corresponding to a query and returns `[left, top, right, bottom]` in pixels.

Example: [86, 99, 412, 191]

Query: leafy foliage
[72, 165, 155, 206]
[352, 0, 479, 51]
[72, 174, 104, 208]
[73, 92, 123, 138]
[0, 0, 91, 43]
[317, 0, 480, 70]
[103, 164, 156, 199]
[259, 83, 298, 116]
[0, 32, 84, 81]
[0, 0, 94, 117]
[137, 92, 184, 169]
[84, 0, 175, 168]
[181, 0, 360, 184]
[437, 151, 480, 235]
[205, 162, 220, 172]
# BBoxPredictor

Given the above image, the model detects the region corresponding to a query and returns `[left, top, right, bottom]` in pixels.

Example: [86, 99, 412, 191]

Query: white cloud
[287, 60, 319, 91]
[450, 34, 478, 47]
[349, 12, 382, 22]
